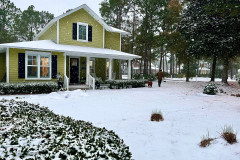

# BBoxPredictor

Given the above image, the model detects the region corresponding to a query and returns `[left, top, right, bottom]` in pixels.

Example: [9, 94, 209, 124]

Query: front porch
[0, 40, 141, 90]
[63, 55, 133, 90]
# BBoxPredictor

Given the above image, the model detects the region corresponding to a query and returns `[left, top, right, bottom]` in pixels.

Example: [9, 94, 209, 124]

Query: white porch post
[6, 48, 9, 83]
[109, 58, 113, 80]
[128, 59, 131, 80]
[86, 56, 90, 84]
[64, 55, 66, 75]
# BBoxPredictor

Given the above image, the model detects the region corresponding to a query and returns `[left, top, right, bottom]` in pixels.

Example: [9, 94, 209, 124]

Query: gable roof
[34, 4, 130, 40]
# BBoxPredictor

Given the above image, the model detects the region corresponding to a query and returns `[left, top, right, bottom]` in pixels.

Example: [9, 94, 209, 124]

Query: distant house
[0, 4, 140, 89]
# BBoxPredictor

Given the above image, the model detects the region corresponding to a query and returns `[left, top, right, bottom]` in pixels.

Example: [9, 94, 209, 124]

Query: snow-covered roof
[0, 40, 141, 60]
[34, 4, 130, 40]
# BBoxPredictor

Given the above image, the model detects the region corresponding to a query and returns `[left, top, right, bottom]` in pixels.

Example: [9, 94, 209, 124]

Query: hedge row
[0, 82, 58, 95]
[0, 99, 132, 159]
[105, 80, 147, 89]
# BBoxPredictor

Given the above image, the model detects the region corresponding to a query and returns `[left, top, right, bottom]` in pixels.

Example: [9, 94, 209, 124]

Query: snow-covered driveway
[1, 80, 240, 160]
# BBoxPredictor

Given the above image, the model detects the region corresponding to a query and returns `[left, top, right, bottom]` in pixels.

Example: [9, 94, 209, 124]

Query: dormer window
[77, 22, 88, 42]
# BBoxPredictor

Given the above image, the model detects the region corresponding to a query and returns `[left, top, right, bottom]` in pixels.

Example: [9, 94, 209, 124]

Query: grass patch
[151, 109, 164, 122]
[221, 125, 237, 144]
[200, 131, 214, 147]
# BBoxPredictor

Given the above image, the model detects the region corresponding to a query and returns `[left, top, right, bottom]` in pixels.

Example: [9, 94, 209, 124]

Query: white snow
[1, 79, 240, 160]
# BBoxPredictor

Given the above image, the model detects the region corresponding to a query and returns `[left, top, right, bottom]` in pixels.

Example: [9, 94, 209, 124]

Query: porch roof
[0, 40, 141, 60]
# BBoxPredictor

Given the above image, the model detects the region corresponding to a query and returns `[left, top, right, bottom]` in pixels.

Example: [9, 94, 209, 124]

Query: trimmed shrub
[105, 80, 147, 89]
[0, 82, 58, 95]
[203, 82, 218, 95]
[221, 125, 237, 144]
[200, 131, 214, 147]
[133, 73, 142, 80]
[151, 109, 164, 122]
[0, 99, 132, 159]
[144, 74, 157, 81]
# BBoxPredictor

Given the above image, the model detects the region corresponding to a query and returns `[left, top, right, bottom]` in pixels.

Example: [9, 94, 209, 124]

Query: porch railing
[87, 74, 95, 90]
[64, 74, 69, 91]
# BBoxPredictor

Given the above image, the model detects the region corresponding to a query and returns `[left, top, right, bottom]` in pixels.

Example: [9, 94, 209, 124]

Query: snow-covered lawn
[1, 79, 240, 160]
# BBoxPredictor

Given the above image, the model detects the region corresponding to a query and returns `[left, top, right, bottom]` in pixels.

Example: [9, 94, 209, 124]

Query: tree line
[0, 0, 53, 43]
[99, 0, 240, 84]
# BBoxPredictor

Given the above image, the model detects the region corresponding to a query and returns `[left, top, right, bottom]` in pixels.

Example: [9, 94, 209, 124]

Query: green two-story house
[0, 4, 140, 90]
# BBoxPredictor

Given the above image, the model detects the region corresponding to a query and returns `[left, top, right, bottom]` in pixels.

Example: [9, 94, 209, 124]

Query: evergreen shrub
[105, 80, 147, 89]
[0, 99, 132, 159]
[203, 82, 218, 95]
[0, 82, 58, 95]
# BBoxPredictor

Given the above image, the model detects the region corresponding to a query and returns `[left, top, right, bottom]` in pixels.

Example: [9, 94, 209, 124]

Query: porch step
[69, 85, 90, 91]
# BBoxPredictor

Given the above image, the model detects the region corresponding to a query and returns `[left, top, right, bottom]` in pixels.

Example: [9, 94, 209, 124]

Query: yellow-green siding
[9, 48, 64, 83]
[59, 9, 103, 48]
[38, 22, 57, 43]
[105, 31, 120, 51]
[0, 53, 6, 81]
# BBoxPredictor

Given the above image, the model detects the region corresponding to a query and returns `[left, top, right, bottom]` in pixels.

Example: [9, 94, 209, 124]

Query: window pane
[40, 67, 50, 78]
[78, 25, 86, 40]
[28, 56, 32, 65]
[27, 66, 38, 78]
[40, 56, 49, 66]
[33, 56, 37, 65]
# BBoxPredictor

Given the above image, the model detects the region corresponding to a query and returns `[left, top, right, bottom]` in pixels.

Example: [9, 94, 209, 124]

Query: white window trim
[25, 51, 52, 80]
[77, 22, 88, 42]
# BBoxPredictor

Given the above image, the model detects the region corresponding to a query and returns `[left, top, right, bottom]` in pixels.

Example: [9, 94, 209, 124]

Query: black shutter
[88, 25, 92, 42]
[52, 55, 57, 79]
[73, 23, 77, 40]
[18, 53, 25, 78]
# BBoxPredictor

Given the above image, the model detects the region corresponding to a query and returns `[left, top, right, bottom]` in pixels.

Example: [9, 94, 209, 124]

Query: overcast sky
[11, 0, 103, 17]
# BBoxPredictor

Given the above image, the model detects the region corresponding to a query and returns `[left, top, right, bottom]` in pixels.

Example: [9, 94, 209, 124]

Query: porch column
[86, 56, 90, 84]
[64, 55, 66, 76]
[128, 59, 131, 80]
[6, 48, 9, 83]
[109, 58, 113, 80]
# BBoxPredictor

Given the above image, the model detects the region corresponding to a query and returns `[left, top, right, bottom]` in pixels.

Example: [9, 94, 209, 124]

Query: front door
[70, 58, 79, 84]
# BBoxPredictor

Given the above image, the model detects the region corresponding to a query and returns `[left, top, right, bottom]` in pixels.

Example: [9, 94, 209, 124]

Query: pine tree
[0, 0, 20, 43]
[178, 0, 240, 84]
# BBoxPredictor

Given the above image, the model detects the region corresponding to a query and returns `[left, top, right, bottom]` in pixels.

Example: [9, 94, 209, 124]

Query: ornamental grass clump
[221, 125, 237, 144]
[200, 131, 214, 147]
[203, 82, 218, 95]
[151, 109, 164, 122]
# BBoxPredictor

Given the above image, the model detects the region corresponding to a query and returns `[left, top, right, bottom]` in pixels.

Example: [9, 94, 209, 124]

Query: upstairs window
[77, 22, 88, 42]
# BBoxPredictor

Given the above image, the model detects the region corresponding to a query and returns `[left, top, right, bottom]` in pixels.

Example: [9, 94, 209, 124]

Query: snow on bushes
[105, 80, 147, 89]
[203, 82, 218, 95]
[0, 82, 58, 95]
[0, 99, 132, 159]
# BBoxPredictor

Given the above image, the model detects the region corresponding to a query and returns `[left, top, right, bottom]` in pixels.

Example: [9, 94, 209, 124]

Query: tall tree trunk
[210, 55, 217, 81]
[140, 59, 143, 75]
[162, 53, 165, 72]
[143, 46, 148, 75]
[172, 54, 175, 76]
[159, 52, 163, 70]
[186, 58, 190, 82]
[178, 61, 181, 74]
[149, 48, 152, 74]
[222, 54, 229, 85]
[166, 54, 168, 74]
